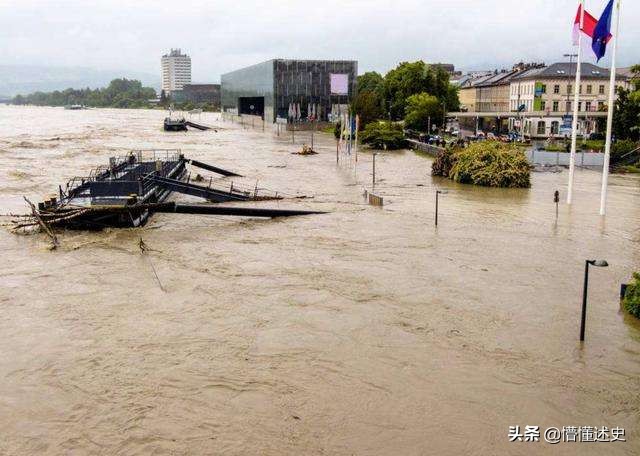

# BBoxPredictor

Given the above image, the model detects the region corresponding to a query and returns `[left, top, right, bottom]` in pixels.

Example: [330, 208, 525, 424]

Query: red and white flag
[572, 4, 600, 44]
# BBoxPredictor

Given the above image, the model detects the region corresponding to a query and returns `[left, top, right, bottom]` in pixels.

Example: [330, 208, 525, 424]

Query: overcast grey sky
[1, 0, 638, 81]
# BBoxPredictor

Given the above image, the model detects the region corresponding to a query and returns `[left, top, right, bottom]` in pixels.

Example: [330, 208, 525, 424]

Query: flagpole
[355, 115, 359, 162]
[599, 0, 620, 216]
[567, 0, 585, 205]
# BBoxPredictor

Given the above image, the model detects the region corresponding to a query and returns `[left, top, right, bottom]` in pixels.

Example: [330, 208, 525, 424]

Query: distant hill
[0, 65, 160, 97]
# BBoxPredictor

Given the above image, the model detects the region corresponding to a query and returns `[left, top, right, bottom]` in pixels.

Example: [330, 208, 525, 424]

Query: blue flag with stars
[592, 0, 614, 61]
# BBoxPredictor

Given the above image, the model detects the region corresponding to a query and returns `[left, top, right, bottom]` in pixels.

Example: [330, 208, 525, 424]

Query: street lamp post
[435, 189, 447, 226]
[564, 53, 578, 114]
[442, 101, 447, 132]
[580, 259, 609, 341]
[372, 152, 378, 187]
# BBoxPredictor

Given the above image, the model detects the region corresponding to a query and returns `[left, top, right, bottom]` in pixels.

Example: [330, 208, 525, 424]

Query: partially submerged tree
[432, 141, 530, 188]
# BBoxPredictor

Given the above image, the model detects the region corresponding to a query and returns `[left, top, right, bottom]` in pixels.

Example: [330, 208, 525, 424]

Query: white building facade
[161, 49, 192, 95]
[508, 62, 623, 139]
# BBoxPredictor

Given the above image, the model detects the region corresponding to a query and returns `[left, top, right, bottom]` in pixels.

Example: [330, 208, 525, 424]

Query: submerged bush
[360, 122, 406, 150]
[623, 272, 640, 319]
[431, 148, 457, 177]
[431, 141, 530, 188]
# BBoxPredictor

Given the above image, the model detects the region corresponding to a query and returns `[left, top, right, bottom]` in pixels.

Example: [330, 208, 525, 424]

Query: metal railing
[61, 149, 183, 203]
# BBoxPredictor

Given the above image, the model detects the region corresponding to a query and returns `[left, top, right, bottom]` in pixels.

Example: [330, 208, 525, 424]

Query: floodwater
[0, 105, 639, 455]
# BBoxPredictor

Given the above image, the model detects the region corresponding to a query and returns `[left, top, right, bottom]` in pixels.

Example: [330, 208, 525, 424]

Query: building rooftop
[513, 62, 612, 80]
[616, 67, 636, 79]
[163, 49, 189, 58]
[460, 73, 494, 88]
[475, 70, 519, 87]
[221, 58, 358, 78]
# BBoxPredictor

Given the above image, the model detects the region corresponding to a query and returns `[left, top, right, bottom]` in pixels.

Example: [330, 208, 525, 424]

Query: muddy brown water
[1, 105, 639, 455]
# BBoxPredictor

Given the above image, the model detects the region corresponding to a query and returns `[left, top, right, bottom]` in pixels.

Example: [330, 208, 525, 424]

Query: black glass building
[221, 59, 358, 123]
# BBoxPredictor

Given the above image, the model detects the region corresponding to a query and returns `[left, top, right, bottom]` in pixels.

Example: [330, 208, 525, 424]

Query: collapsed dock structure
[12, 150, 323, 236]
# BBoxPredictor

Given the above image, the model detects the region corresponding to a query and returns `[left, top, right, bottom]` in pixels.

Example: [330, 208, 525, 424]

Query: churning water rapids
[0, 105, 639, 455]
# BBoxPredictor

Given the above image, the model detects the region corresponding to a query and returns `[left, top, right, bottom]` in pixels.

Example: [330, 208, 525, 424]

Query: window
[537, 121, 546, 135]
[541, 84, 547, 94]
[585, 101, 592, 111]
[566, 101, 572, 112]
[540, 101, 546, 110]
[578, 102, 582, 111]
[599, 85, 605, 94]
[553, 85, 560, 94]
[567, 84, 572, 94]
[579, 85, 582, 94]
[553, 101, 559, 112]
[598, 101, 605, 110]
[551, 121, 559, 135]
[587, 85, 592, 94]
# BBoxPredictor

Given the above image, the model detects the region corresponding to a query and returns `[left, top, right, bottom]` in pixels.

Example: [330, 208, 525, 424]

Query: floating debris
[292, 144, 318, 155]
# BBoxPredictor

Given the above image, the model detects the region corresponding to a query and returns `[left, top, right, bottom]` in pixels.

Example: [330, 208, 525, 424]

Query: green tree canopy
[404, 92, 442, 132]
[613, 87, 640, 141]
[629, 64, 640, 91]
[352, 90, 384, 130]
[382, 61, 455, 120]
[360, 122, 406, 149]
[357, 71, 384, 95]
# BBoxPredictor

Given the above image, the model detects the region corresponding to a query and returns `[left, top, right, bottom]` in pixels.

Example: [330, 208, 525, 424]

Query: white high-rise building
[161, 49, 191, 95]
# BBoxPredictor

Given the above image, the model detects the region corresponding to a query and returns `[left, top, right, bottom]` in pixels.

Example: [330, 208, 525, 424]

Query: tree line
[352, 61, 460, 133]
[11, 78, 157, 109]
[613, 64, 640, 142]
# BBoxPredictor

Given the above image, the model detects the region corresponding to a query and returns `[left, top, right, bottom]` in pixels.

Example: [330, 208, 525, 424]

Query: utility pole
[442, 101, 447, 132]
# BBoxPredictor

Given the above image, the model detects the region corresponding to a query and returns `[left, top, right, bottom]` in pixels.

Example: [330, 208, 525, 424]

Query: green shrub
[432, 141, 530, 188]
[543, 142, 568, 152]
[360, 122, 406, 150]
[623, 272, 640, 319]
[432, 148, 457, 177]
[612, 139, 639, 162]
[579, 140, 605, 151]
[617, 165, 640, 173]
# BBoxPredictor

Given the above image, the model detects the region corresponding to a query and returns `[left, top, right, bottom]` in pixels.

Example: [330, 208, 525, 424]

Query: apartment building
[508, 62, 620, 138]
[161, 49, 192, 95]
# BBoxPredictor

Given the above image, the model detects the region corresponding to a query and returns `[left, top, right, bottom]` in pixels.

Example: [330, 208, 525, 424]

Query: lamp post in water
[435, 189, 447, 226]
[580, 259, 609, 341]
[372, 152, 377, 188]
